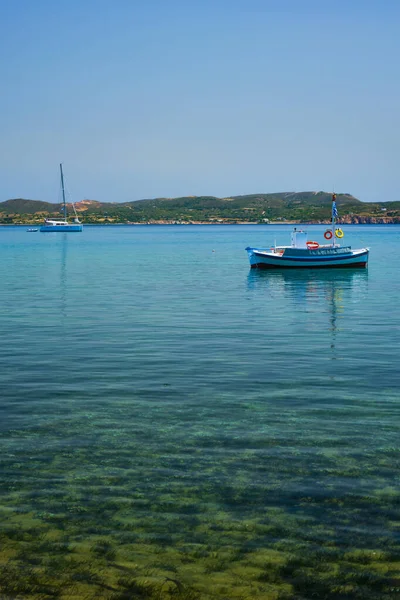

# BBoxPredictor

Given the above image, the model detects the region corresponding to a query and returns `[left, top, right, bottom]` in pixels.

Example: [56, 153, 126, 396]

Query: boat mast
[60, 163, 67, 220]
[332, 192, 336, 247]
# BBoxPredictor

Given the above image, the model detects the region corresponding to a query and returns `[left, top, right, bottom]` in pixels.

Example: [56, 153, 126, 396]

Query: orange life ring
[307, 241, 319, 249]
[324, 230, 333, 240]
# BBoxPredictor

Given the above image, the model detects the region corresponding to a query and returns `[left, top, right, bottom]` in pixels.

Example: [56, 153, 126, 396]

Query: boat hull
[40, 224, 83, 232]
[246, 248, 369, 269]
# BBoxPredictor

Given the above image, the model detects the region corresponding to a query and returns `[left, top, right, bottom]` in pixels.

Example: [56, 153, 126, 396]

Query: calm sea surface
[0, 225, 399, 599]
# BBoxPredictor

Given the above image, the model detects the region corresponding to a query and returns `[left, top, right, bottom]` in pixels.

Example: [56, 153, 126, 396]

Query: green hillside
[0, 198, 62, 214]
[1, 192, 400, 224]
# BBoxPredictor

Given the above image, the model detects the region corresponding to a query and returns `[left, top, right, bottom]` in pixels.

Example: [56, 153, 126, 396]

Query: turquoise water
[0, 225, 399, 599]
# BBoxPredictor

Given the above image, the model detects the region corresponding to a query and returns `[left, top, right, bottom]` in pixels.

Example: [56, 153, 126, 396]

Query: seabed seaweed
[1, 409, 400, 599]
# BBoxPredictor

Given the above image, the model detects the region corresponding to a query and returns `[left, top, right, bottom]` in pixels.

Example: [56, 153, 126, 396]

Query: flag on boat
[332, 193, 339, 219]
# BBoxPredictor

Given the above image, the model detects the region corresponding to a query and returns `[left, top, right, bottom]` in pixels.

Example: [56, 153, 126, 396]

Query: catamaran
[40, 164, 83, 232]
[245, 193, 369, 269]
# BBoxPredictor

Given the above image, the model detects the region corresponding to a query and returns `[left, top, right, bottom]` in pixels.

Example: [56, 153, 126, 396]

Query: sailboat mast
[60, 163, 66, 219]
[332, 193, 336, 248]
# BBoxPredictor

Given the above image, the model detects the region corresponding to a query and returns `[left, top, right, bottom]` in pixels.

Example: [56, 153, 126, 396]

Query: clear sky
[0, 0, 399, 203]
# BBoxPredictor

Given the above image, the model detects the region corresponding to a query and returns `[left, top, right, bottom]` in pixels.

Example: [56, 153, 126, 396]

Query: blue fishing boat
[40, 164, 83, 232]
[246, 194, 369, 269]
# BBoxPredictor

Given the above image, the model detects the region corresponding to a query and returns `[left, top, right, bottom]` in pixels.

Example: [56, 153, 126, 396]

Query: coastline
[2, 220, 400, 226]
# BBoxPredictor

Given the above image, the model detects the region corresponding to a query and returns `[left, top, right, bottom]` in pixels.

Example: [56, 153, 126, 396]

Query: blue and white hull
[246, 246, 369, 269]
[40, 223, 83, 232]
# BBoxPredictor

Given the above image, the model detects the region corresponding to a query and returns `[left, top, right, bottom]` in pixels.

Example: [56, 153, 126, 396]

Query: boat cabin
[291, 229, 308, 249]
[44, 219, 69, 226]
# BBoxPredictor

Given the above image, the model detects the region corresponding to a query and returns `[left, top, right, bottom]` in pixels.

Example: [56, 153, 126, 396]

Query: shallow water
[0, 225, 399, 599]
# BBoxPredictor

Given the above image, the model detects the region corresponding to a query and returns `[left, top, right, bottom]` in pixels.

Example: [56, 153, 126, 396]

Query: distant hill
[0, 198, 62, 214]
[1, 192, 400, 224]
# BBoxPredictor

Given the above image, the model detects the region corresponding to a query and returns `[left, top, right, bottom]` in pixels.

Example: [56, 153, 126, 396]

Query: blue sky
[0, 0, 399, 203]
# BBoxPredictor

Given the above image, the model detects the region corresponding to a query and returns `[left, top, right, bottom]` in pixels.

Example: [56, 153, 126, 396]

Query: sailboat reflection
[59, 234, 68, 318]
[246, 269, 368, 355]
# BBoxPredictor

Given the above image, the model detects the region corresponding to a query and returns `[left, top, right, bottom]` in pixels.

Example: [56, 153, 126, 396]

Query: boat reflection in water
[59, 234, 68, 319]
[246, 268, 368, 358]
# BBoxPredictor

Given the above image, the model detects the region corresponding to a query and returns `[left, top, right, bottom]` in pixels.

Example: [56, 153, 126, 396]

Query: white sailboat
[40, 164, 83, 232]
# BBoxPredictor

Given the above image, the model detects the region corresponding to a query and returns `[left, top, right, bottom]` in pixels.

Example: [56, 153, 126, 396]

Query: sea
[0, 224, 399, 599]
